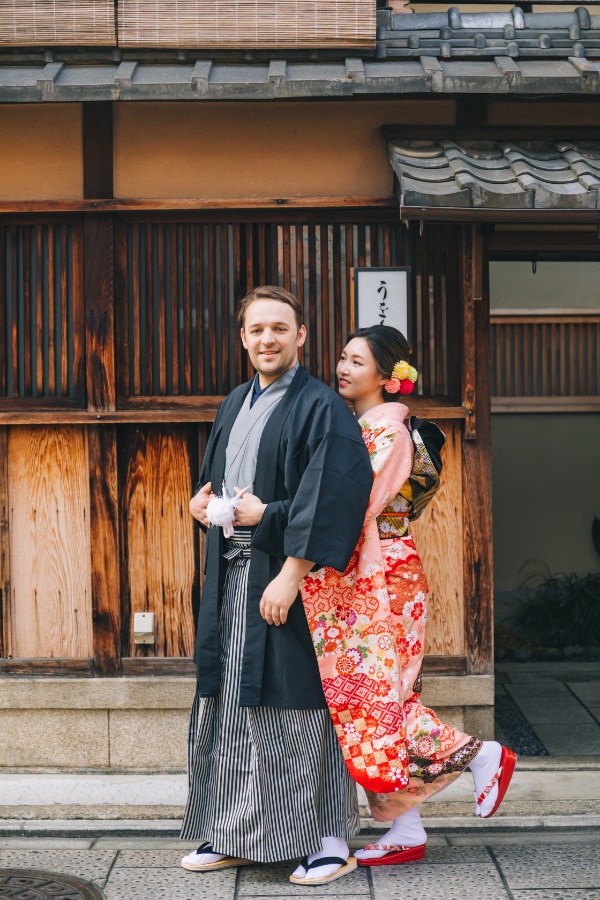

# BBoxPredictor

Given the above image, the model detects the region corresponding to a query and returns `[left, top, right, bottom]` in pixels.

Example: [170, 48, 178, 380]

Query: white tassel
[206, 483, 251, 538]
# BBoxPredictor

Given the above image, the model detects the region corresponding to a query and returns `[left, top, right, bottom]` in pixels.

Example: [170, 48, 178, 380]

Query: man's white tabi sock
[468, 740, 502, 817]
[292, 836, 349, 880]
[355, 806, 427, 860]
[181, 844, 225, 867]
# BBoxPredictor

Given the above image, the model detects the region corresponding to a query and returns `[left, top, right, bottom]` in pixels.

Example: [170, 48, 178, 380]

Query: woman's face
[336, 337, 387, 402]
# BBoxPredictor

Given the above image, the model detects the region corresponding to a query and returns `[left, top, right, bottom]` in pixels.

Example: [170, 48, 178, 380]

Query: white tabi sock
[355, 806, 427, 860]
[181, 843, 225, 867]
[292, 836, 349, 881]
[468, 740, 502, 817]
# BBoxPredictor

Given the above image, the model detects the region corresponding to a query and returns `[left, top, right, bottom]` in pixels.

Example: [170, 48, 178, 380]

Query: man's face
[241, 299, 306, 384]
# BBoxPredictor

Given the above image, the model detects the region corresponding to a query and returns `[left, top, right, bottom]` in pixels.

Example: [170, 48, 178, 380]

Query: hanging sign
[351, 267, 411, 346]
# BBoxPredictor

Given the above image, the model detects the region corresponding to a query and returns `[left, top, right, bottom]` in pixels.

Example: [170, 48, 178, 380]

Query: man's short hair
[238, 285, 304, 330]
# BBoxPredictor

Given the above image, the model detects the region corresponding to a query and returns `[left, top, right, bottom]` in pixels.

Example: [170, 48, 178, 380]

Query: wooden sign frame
[350, 266, 412, 347]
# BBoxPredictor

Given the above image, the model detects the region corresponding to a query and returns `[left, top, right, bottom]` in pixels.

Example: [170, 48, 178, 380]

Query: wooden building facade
[1, 0, 599, 770]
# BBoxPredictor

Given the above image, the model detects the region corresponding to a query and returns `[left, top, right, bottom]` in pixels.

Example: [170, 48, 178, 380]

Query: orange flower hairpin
[385, 360, 418, 395]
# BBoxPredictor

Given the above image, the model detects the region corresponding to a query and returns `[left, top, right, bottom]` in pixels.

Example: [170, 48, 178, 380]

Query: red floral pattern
[301, 403, 473, 799]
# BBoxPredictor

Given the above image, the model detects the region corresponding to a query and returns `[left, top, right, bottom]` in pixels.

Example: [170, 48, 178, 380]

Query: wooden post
[0, 427, 11, 659]
[83, 102, 121, 675]
[461, 225, 494, 675]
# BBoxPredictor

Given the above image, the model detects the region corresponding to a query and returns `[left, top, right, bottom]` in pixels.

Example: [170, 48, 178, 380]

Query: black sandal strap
[196, 842, 213, 853]
[305, 856, 348, 871]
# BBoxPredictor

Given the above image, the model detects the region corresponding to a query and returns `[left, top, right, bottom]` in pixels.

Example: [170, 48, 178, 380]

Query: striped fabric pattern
[181, 550, 359, 863]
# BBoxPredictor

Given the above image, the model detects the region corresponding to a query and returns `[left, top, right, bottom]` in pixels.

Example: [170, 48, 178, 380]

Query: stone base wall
[0, 676, 494, 770]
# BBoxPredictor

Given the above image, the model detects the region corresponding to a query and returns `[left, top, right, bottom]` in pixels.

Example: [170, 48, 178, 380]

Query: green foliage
[515, 566, 600, 649]
[593, 516, 600, 564]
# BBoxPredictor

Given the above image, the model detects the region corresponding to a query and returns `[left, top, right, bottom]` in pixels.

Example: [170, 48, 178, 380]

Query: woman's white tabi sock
[355, 806, 427, 860]
[292, 836, 349, 881]
[468, 740, 502, 817]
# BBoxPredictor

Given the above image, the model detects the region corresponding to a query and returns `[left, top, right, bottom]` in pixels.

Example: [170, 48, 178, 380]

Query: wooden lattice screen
[491, 310, 600, 411]
[0, 222, 85, 407]
[0, 0, 115, 45]
[118, 0, 376, 49]
[116, 217, 459, 405]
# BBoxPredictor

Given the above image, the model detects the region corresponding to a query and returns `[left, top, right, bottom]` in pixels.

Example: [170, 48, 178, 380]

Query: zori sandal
[181, 842, 251, 871]
[289, 855, 357, 885]
[476, 746, 517, 819]
[357, 843, 426, 867]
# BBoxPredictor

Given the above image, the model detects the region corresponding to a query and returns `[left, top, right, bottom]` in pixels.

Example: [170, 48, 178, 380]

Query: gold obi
[376, 424, 442, 541]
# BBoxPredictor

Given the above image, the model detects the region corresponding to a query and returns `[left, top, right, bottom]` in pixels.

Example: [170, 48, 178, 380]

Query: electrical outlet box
[133, 612, 156, 645]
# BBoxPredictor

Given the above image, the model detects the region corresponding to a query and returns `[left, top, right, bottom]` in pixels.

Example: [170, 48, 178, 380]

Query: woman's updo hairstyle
[347, 324, 411, 402]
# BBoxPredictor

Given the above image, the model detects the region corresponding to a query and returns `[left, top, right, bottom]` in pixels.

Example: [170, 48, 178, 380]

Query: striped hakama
[180, 538, 360, 863]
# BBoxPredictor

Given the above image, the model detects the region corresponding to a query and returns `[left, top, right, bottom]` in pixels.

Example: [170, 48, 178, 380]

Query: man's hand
[189, 482, 214, 527]
[234, 488, 267, 527]
[259, 556, 315, 626]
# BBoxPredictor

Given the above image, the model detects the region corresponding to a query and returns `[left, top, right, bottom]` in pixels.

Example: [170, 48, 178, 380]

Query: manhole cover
[0, 869, 104, 899]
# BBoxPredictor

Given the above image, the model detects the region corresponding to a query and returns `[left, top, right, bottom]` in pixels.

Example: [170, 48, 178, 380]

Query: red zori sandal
[476, 746, 517, 819]
[356, 843, 426, 867]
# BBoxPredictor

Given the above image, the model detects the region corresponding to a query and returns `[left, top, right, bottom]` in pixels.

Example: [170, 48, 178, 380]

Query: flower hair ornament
[385, 360, 418, 396]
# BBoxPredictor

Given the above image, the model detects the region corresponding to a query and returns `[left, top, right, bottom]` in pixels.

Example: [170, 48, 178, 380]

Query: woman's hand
[260, 571, 299, 626]
[189, 482, 214, 527]
[234, 489, 267, 526]
[260, 557, 316, 626]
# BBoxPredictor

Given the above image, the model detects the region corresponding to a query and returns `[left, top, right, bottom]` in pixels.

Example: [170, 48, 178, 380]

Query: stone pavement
[1, 828, 600, 899]
[496, 661, 600, 757]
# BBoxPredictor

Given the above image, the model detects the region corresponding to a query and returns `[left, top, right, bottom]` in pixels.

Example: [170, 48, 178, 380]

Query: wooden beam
[89, 426, 121, 676]
[121, 658, 197, 677]
[0, 658, 94, 676]
[83, 102, 121, 677]
[460, 226, 477, 440]
[0, 197, 397, 214]
[84, 216, 116, 412]
[0, 427, 10, 660]
[423, 655, 467, 676]
[399, 207, 600, 225]
[0, 398, 467, 425]
[82, 103, 114, 202]
[462, 233, 494, 676]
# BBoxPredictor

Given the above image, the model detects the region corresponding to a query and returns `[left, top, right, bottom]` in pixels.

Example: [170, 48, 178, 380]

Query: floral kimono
[300, 402, 481, 819]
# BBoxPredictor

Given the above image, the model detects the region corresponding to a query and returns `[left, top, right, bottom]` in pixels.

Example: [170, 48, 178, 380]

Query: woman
[300, 324, 516, 868]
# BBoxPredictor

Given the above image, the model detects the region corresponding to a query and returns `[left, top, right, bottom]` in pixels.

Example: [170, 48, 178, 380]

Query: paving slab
[371, 863, 509, 900]
[238, 861, 369, 895]
[494, 844, 600, 890]
[93, 837, 198, 849]
[115, 849, 189, 868]
[104, 865, 237, 900]
[510, 697, 596, 725]
[512, 893, 600, 899]
[531, 724, 600, 756]
[0, 837, 94, 849]
[0, 849, 116, 886]
[449, 830, 600, 846]
[568, 683, 600, 705]
[505, 683, 572, 698]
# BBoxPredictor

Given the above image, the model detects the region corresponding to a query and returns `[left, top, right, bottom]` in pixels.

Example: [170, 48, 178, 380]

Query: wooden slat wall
[0, 0, 115, 45]
[0, 213, 472, 672]
[0, 222, 85, 407]
[412, 421, 464, 657]
[491, 311, 600, 407]
[118, 218, 455, 402]
[118, 424, 198, 658]
[119, 0, 376, 49]
[8, 426, 93, 658]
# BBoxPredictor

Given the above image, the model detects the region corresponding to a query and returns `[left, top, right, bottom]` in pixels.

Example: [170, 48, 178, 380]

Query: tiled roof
[378, 8, 600, 61]
[3, 9, 600, 101]
[389, 140, 600, 209]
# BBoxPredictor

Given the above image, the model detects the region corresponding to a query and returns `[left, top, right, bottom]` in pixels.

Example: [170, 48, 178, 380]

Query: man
[180, 285, 373, 885]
